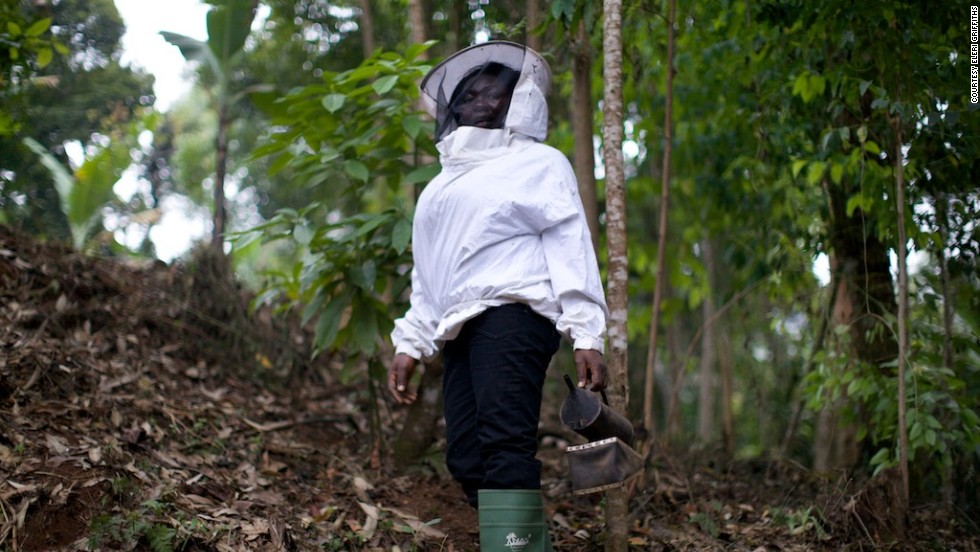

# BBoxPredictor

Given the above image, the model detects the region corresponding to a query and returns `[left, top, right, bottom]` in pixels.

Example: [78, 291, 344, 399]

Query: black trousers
[442, 303, 562, 507]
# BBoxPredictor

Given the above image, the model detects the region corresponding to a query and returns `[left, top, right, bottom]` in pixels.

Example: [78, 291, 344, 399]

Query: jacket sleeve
[537, 159, 609, 353]
[390, 266, 440, 361]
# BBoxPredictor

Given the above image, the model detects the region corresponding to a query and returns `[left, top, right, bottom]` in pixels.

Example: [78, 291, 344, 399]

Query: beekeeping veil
[420, 41, 552, 142]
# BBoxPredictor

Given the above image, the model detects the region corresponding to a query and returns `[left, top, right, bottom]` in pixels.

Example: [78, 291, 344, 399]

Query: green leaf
[551, 0, 575, 22]
[23, 137, 73, 219]
[206, 0, 255, 65]
[792, 72, 825, 103]
[402, 116, 422, 139]
[791, 159, 807, 178]
[293, 223, 314, 245]
[349, 298, 379, 354]
[403, 164, 440, 185]
[392, 217, 411, 253]
[314, 293, 349, 353]
[70, 142, 129, 249]
[322, 93, 346, 113]
[301, 290, 326, 325]
[7, 21, 22, 36]
[830, 163, 844, 185]
[805, 161, 826, 185]
[160, 31, 212, 64]
[36, 47, 52, 68]
[372, 75, 399, 95]
[349, 260, 377, 290]
[869, 447, 891, 466]
[344, 159, 369, 182]
[25, 17, 51, 37]
[319, 147, 340, 164]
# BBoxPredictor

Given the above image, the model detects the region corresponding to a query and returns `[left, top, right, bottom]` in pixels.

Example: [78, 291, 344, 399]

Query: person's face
[452, 74, 513, 129]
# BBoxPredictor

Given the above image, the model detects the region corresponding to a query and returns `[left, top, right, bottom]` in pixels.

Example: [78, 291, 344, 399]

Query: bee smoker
[559, 375, 644, 494]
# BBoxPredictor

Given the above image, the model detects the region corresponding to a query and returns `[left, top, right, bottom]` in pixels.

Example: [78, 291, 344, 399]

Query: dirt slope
[1, 225, 976, 551]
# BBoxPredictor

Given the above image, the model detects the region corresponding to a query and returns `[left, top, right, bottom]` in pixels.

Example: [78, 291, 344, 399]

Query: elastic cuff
[394, 343, 422, 359]
[572, 337, 604, 354]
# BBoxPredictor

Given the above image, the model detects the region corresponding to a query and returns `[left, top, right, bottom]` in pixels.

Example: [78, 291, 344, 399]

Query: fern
[144, 523, 175, 552]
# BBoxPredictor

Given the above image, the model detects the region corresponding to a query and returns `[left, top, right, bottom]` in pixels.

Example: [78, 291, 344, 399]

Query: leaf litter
[0, 225, 976, 551]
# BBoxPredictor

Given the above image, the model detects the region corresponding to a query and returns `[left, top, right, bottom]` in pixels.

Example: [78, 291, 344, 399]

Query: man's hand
[388, 353, 419, 405]
[574, 349, 608, 391]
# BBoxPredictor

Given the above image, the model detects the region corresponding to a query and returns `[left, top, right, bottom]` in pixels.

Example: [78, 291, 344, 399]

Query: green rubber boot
[477, 490, 553, 552]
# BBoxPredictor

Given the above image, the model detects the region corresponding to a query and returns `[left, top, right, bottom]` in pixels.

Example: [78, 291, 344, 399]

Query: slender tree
[162, 0, 258, 253]
[601, 0, 629, 549]
[571, 19, 600, 249]
[525, 0, 542, 52]
[642, 0, 675, 450]
[697, 236, 716, 443]
[892, 118, 910, 510]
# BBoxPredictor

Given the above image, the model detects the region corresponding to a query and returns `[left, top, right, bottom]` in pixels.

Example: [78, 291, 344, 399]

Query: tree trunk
[406, 0, 426, 50]
[387, 0, 442, 469]
[390, 357, 444, 468]
[601, 0, 629, 549]
[525, 0, 542, 52]
[643, 0, 675, 453]
[665, 313, 683, 443]
[697, 237, 716, 444]
[212, 105, 229, 252]
[818, 176, 899, 472]
[935, 193, 954, 508]
[778, 277, 837, 459]
[359, 0, 375, 59]
[571, 19, 599, 250]
[447, 2, 465, 53]
[718, 324, 735, 455]
[892, 119, 910, 511]
[826, 209, 898, 368]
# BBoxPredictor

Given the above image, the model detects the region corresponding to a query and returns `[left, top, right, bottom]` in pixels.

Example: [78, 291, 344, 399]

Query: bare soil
[1, 225, 977, 551]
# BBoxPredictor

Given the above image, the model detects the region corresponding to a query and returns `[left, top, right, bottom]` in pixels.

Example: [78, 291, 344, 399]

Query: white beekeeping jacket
[391, 43, 608, 361]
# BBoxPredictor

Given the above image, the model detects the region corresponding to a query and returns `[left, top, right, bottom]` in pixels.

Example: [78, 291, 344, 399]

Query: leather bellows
[559, 375, 644, 495]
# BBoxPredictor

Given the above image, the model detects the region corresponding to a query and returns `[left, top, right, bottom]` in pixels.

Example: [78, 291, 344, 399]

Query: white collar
[437, 127, 534, 173]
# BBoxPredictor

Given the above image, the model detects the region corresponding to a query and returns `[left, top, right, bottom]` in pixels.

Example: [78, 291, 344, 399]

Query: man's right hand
[388, 353, 418, 405]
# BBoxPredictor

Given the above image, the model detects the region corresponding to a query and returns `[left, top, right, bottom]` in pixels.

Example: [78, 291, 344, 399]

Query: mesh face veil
[420, 41, 552, 142]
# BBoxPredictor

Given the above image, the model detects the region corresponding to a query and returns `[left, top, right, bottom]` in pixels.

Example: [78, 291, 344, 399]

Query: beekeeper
[387, 41, 609, 551]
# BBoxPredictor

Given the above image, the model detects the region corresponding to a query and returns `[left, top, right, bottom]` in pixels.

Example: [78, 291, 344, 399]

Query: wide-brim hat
[419, 41, 552, 119]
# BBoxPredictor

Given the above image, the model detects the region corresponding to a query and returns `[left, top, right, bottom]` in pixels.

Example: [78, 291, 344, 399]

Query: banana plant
[22, 137, 128, 250]
[161, 0, 258, 252]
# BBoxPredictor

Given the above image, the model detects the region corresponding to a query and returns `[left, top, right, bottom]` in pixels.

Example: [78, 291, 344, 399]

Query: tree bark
[818, 176, 899, 471]
[447, 2, 465, 53]
[718, 324, 735, 455]
[390, 357, 444, 468]
[359, 0, 375, 59]
[406, 0, 426, 50]
[892, 119, 910, 511]
[525, 0, 542, 52]
[212, 105, 229, 252]
[697, 237, 716, 444]
[387, 0, 442, 469]
[571, 19, 599, 250]
[601, 0, 629, 549]
[935, 193, 954, 508]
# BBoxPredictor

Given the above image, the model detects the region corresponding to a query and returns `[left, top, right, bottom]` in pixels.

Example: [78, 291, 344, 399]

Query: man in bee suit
[388, 41, 609, 552]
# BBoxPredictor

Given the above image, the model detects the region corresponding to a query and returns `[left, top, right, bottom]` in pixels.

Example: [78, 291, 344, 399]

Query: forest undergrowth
[1, 225, 977, 551]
